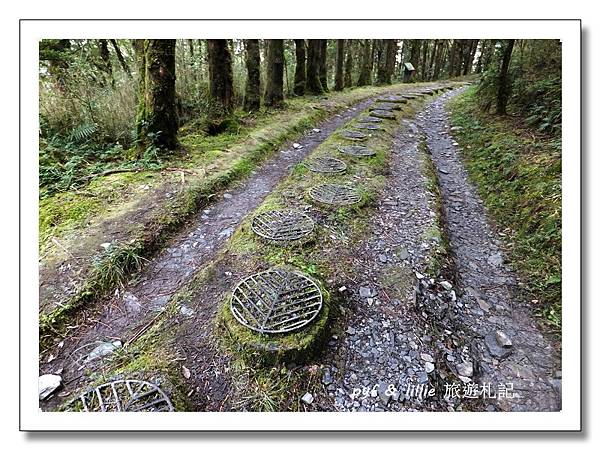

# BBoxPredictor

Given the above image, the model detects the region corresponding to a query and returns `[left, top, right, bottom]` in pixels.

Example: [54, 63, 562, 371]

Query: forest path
[39, 94, 383, 409]
[314, 88, 561, 412]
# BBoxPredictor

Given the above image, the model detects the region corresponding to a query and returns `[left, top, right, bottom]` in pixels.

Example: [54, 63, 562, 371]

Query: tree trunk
[475, 40, 487, 73]
[243, 39, 261, 112]
[334, 39, 345, 91]
[306, 39, 323, 94]
[109, 39, 131, 78]
[421, 40, 429, 81]
[384, 40, 397, 84]
[427, 40, 438, 81]
[496, 39, 515, 115]
[344, 39, 354, 87]
[264, 39, 284, 107]
[318, 40, 329, 92]
[293, 39, 307, 96]
[136, 39, 178, 153]
[465, 39, 479, 75]
[357, 39, 372, 86]
[410, 40, 421, 81]
[207, 39, 234, 117]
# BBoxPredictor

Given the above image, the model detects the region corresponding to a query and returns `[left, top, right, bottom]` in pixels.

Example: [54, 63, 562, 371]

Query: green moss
[447, 86, 562, 329]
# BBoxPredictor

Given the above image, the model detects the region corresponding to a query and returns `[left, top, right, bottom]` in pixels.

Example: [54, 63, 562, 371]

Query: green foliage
[449, 87, 561, 329]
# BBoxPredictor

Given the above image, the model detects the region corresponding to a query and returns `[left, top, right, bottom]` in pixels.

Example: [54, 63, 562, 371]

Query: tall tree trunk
[317, 39, 329, 92]
[207, 39, 234, 117]
[243, 39, 261, 111]
[476, 40, 487, 74]
[264, 39, 284, 107]
[384, 39, 397, 84]
[496, 39, 515, 115]
[306, 39, 323, 94]
[109, 39, 131, 78]
[293, 39, 307, 96]
[98, 39, 113, 84]
[465, 39, 479, 75]
[334, 39, 345, 91]
[427, 40, 438, 81]
[433, 40, 446, 79]
[421, 40, 429, 81]
[136, 39, 178, 153]
[357, 39, 372, 86]
[410, 39, 421, 81]
[344, 39, 354, 87]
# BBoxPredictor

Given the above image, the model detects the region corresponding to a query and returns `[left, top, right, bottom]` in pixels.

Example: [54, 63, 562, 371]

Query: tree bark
[409, 40, 421, 81]
[427, 40, 438, 81]
[496, 39, 515, 115]
[136, 39, 178, 153]
[334, 39, 345, 91]
[264, 39, 285, 107]
[344, 39, 354, 87]
[357, 39, 372, 86]
[243, 39, 261, 112]
[98, 39, 113, 82]
[293, 39, 307, 96]
[306, 39, 323, 94]
[465, 39, 479, 75]
[109, 39, 131, 78]
[207, 39, 234, 117]
[421, 40, 429, 81]
[318, 40, 329, 92]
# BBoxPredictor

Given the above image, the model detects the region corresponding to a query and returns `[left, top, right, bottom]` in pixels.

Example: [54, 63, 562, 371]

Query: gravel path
[316, 88, 561, 412]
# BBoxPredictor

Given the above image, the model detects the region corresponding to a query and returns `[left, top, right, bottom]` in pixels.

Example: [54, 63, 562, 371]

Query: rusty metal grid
[340, 129, 368, 141]
[305, 156, 347, 174]
[309, 183, 362, 206]
[370, 109, 396, 120]
[339, 145, 376, 157]
[251, 209, 314, 242]
[230, 268, 323, 334]
[65, 379, 174, 412]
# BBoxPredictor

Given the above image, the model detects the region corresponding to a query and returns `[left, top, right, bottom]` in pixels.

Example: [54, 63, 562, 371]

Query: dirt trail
[417, 88, 561, 411]
[39, 95, 383, 409]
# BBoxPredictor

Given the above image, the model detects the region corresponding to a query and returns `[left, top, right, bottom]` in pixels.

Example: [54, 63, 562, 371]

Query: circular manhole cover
[340, 130, 368, 141]
[251, 209, 314, 242]
[370, 109, 396, 120]
[339, 145, 376, 157]
[305, 156, 347, 174]
[353, 123, 381, 131]
[230, 268, 323, 334]
[64, 379, 174, 412]
[357, 116, 383, 123]
[309, 183, 362, 206]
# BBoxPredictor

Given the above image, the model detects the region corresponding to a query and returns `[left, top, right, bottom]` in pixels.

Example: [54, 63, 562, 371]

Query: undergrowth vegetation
[448, 87, 562, 329]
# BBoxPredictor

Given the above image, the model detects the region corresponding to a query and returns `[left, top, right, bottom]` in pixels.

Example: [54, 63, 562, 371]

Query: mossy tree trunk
[264, 39, 284, 107]
[207, 39, 234, 118]
[318, 40, 329, 92]
[136, 39, 178, 153]
[306, 39, 323, 94]
[293, 39, 307, 96]
[243, 39, 261, 111]
[344, 39, 354, 87]
[409, 39, 421, 81]
[357, 39, 372, 86]
[334, 39, 345, 91]
[496, 39, 515, 115]
[384, 39, 397, 84]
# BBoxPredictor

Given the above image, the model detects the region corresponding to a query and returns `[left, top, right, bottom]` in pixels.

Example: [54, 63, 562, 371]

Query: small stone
[420, 353, 434, 363]
[180, 305, 194, 317]
[415, 272, 425, 280]
[455, 361, 474, 378]
[312, 128, 321, 133]
[322, 370, 333, 385]
[84, 340, 122, 363]
[424, 362, 435, 373]
[359, 286, 372, 298]
[440, 281, 453, 290]
[346, 326, 356, 335]
[399, 248, 410, 260]
[377, 382, 392, 405]
[476, 298, 491, 313]
[378, 254, 388, 263]
[367, 298, 374, 306]
[338, 286, 347, 293]
[292, 143, 302, 149]
[495, 330, 513, 348]
[223, 193, 233, 199]
[458, 376, 472, 384]
[417, 371, 429, 384]
[301, 392, 314, 404]
[39, 374, 62, 400]
[485, 332, 513, 360]
[487, 252, 503, 266]
[100, 242, 112, 250]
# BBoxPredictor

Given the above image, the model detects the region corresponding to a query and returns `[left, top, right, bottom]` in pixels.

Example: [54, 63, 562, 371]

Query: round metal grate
[251, 209, 314, 242]
[65, 379, 174, 412]
[230, 268, 323, 334]
[339, 145, 376, 157]
[309, 183, 362, 206]
[305, 156, 347, 174]
[357, 116, 383, 123]
[370, 109, 396, 120]
[376, 95, 408, 104]
[340, 130, 368, 141]
[369, 102, 401, 111]
[353, 123, 381, 131]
